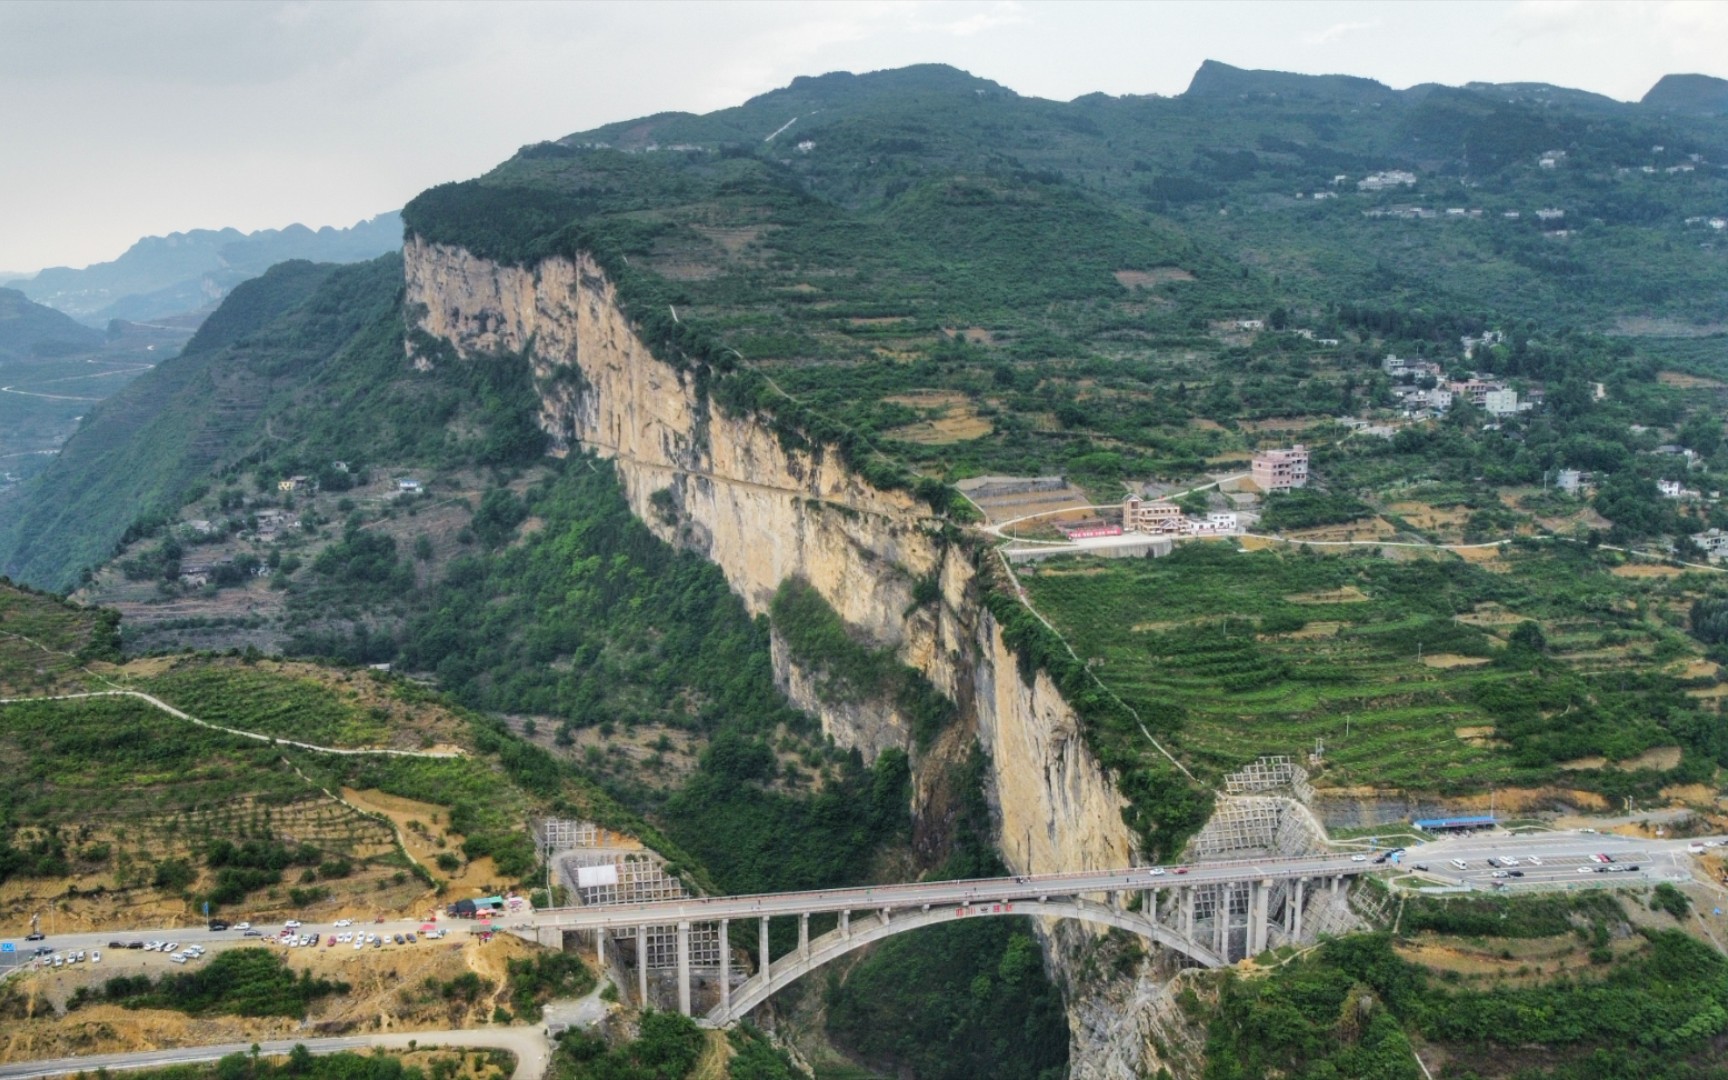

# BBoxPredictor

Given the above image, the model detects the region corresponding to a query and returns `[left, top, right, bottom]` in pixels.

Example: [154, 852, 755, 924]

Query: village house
[277, 475, 313, 493]
[396, 477, 424, 495]
[1122, 496, 1186, 534]
[1483, 388, 1521, 417]
[1555, 469, 1586, 495]
[1252, 446, 1309, 492]
[1358, 170, 1417, 191]
[1693, 529, 1728, 561]
[1448, 378, 1502, 407]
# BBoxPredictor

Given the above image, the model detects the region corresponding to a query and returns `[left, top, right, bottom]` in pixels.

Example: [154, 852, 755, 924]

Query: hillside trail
[0, 629, 460, 759]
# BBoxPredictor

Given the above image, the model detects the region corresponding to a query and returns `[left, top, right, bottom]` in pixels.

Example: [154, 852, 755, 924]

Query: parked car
[25, 932, 44, 942]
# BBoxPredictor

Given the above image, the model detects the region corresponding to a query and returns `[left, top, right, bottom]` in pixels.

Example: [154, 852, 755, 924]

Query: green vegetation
[69, 948, 347, 1017]
[1021, 542, 1728, 792]
[0, 580, 119, 693]
[824, 749, 1067, 1080]
[1258, 488, 1373, 532]
[1399, 891, 1626, 939]
[725, 1026, 809, 1080]
[549, 1010, 706, 1080]
[82, 1047, 500, 1080]
[0, 253, 547, 592]
[770, 577, 955, 749]
[1207, 930, 1728, 1080]
[138, 664, 391, 747]
[504, 951, 596, 1022]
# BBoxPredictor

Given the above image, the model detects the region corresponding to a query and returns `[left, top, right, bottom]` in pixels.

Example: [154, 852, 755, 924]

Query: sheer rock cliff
[405, 236, 1182, 1077]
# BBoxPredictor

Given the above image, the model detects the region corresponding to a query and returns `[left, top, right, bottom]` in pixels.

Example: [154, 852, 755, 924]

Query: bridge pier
[719, 919, 730, 1015]
[1250, 879, 1270, 956]
[759, 916, 770, 982]
[799, 914, 809, 959]
[677, 921, 692, 1016]
[636, 927, 648, 1008]
[1292, 879, 1305, 940]
[1183, 886, 1195, 942]
[1214, 886, 1229, 962]
[595, 930, 605, 966]
[840, 910, 850, 939]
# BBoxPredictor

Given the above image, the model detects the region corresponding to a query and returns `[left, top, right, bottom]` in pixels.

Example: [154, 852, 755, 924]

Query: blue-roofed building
[1412, 815, 1497, 832]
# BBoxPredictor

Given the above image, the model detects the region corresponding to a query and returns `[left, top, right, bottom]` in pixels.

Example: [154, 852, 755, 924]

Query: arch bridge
[527, 855, 1369, 1026]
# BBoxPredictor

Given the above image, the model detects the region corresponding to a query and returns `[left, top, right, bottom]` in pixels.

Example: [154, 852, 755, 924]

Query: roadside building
[1251, 446, 1309, 491]
[1122, 496, 1186, 533]
[1058, 519, 1123, 540]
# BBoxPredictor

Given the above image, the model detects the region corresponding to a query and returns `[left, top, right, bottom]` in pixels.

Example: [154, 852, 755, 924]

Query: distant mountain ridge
[1643, 73, 1728, 115]
[0, 287, 104, 359]
[11, 212, 403, 325]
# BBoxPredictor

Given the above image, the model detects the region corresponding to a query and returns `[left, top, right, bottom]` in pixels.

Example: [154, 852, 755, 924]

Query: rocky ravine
[404, 236, 1189, 1077]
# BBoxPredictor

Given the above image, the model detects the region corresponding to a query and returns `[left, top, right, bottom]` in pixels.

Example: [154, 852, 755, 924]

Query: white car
[164, 943, 178, 953]
[92, 951, 101, 963]
[1527, 856, 1542, 866]
[1350, 854, 1369, 862]
[353, 940, 364, 950]
[1577, 866, 1592, 873]
[1148, 867, 1167, 876]
[234, 922, 251, 931]
[334, 919, 353, 928]
[170, 955, 187, 964]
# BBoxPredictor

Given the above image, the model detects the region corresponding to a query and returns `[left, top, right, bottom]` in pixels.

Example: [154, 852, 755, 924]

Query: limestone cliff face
[404, 237, 1167, 1076]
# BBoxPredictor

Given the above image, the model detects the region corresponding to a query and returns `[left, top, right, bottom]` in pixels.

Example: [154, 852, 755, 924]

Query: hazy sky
[3, 0, 1724, 274]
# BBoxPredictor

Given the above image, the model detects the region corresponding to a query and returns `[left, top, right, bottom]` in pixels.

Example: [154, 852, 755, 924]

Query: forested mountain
[8, 211, 402, 324]
[8, 61, 1728, 1080]
[0, 287, 103, 359]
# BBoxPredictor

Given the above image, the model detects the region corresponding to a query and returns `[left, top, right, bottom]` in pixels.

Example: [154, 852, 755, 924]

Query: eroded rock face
[404, 236, 1198, 1076]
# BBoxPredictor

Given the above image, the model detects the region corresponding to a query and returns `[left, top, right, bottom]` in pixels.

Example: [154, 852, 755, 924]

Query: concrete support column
[840, 910, 850, 940]
[1148, 887, 1160, 925]
[1214, 886, 1229, 962]
[1293, 879, 1306, 942]
[798, 913, 809, 959]
[880, 908, 891, 926]
[596, 930, 605, 967]
[1283, 881, 1296, 936]
[636, 927, 648, 1008]
[1251, 878, 1271, 956]
[719, 919, 730, 1017]
[1182, 887, 1195, 942]
[1332, 875, 1342, 897]
[676, 921, 691, 1016]
[758, 917, 770, 981]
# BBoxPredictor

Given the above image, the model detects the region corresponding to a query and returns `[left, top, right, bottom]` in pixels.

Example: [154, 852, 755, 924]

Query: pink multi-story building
[1252, 446, 1309, 492]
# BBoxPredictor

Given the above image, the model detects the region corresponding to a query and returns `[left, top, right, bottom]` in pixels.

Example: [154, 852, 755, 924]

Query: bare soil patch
[341, 788, 500, 904]
[1283, 621, 1344, 640]
[1425, 653, 1491, 669]
[1659, 370, 1728, 389]
[1455, 604, 1526, 627]
[1611, 562, 1687, 578]
[1114, 268, 1194, 288]
[1285, 586, 1369, 604]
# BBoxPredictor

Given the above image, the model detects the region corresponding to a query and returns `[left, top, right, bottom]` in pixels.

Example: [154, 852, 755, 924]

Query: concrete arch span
[704, 898, 1223, 1026]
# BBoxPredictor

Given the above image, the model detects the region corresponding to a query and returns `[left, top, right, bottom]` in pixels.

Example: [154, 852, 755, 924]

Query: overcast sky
[2, 0, 1724, 274]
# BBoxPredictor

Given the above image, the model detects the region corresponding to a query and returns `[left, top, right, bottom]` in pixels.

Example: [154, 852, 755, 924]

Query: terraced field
[1021, 541, 1727, 793]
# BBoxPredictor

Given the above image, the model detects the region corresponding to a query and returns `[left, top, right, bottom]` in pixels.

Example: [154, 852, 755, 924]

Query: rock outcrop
[404, 236, 1182, 1076]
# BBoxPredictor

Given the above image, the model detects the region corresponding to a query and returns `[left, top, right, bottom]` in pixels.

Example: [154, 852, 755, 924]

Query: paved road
[14, 833, 1724, 960]
[1388, 830, 1705, 891]
[0, 1028, 551, 1080]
